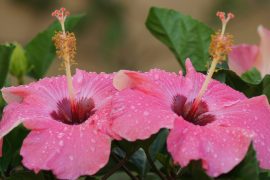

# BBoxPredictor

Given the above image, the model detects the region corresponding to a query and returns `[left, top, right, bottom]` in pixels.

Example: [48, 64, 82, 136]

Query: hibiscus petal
[228, 45, 259, 75]
[2, 76, 68, 107]
[256, 25, 270, 76]
[111, 89, 176, 141]
[185, 59, 246, 111]
[20, 122, 111, 180]
[2, 85, 34, 104]
[113, 70, 138, 91]
[113, 70, 167, 97]
[0, 102, 54, 156]
[145, 69, 192, 104]
[73, 69, 116, 108]
[211, 95, 270, 169]
[114, 69, 193, 105]
[0, 103, 25, 139]
[167, 118, 251, 177]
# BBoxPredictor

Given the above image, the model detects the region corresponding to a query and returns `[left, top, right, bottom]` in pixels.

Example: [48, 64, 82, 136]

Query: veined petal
[2, 76, 68, 107]
[167, 118, 251, 177]
[73, 70, 116, 108]
[185, 59, 246, 111]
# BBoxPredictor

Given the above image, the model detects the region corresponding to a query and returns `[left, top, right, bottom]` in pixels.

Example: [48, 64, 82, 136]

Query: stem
[112, 153, 138, 180]
[193, 58, 219, 106]
[145, 150, 166, 180]
[101, 154, 130, 180]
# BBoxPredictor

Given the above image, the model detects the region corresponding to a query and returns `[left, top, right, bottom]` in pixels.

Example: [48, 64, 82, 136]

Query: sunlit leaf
[146, 7, 214, 72]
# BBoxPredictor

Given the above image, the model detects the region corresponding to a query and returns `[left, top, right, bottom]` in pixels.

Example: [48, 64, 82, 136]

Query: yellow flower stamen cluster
[209, 32, 233, 62]
[52, 32, 77, 67]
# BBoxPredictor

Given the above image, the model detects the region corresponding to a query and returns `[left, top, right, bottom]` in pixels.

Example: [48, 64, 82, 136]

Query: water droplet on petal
[59, 140, 64, 146]
[91, 138, 96, 143]
[58, 133, 64, 139]
[69, 155, 74, 161]
[144, 111, 149, 116]
[91, 147, 95, 152]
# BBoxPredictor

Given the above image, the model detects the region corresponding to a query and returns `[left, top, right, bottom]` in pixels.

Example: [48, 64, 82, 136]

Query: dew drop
[144, 111, 149, 116]
[57, 133, 64, 139]
[69, 155, 74, 161]
[91, 147, 95, 152]
[154, 74, 159, 80]
[59, 140, 64, 146]
[91, 138, 96, 143]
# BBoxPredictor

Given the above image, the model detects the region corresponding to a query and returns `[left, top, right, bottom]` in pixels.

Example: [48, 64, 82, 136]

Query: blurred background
[0, 0, 270, 77]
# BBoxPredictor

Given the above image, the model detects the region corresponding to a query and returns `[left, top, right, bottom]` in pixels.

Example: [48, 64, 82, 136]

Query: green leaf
[259, 169, 270, 180]
[0, 44, 15, 88]
[0, 126, 29, 174]
[7, 171, 46, 180]
[179, 161, 212, 180]
[25, 14, 85, 79]
[262, 76, 270, 102]
[148, 129, 168, 160]
[107, 172, 130, 180]
[146, 7, 214, 72]
[241, 68, 262, 84]
[215, 70, 270, 102]
[111, 131, 168, 178]
[218, 144, 259, 180]
[0, 93, 5, 117]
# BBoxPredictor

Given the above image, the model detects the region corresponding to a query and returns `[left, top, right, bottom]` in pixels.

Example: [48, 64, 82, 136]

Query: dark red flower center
[171, 95, 215, 126]
[51, 97, 95, 125]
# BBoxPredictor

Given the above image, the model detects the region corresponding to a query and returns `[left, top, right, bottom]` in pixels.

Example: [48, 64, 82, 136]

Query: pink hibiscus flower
[0, 8, 119, 179]
[0, 70, 118, 179]
[228, 25, 270, 76]
[112, 59, 270, 177]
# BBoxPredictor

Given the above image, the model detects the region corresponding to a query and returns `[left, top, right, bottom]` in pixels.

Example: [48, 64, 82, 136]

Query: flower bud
[9, 43, 28, 79]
